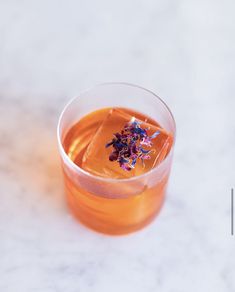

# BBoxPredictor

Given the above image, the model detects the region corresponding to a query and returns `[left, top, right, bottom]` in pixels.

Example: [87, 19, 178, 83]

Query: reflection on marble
[0, 0, 235, 291]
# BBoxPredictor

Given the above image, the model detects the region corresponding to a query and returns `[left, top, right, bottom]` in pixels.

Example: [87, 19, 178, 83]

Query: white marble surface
[0, 1, 235, 291]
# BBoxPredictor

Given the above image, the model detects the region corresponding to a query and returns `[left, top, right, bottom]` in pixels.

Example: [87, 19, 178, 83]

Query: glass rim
[57, 82, 176, 183]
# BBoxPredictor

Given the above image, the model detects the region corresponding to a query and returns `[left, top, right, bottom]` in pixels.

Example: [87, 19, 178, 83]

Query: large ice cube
[82, 108, 172, 179]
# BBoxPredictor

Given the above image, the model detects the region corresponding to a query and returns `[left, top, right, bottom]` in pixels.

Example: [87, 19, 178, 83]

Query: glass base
[65, 182, 166, 235]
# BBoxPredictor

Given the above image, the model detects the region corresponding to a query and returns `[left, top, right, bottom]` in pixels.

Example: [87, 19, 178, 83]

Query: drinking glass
[57, 83, 176, 235]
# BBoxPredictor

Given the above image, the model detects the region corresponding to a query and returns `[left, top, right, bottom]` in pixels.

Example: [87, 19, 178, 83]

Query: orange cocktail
[57, 83, 176, 235]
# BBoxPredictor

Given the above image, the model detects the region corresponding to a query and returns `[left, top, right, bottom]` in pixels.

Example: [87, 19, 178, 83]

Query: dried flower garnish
[105, 118, 160, 171]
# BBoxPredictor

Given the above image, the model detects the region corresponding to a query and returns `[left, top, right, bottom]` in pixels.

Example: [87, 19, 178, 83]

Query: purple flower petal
[106, 117, 157, 171]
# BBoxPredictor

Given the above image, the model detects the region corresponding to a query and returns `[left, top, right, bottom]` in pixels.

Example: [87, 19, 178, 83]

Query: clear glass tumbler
[57, 83, 176, 235]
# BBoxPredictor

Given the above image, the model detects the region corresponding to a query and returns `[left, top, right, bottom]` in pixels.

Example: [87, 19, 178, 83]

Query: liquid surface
[62, 107, 174, 234]
[63, 107, 173, 179]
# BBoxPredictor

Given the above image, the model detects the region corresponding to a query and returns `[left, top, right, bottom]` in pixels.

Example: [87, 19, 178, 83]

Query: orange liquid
[62, 107, 173, 235]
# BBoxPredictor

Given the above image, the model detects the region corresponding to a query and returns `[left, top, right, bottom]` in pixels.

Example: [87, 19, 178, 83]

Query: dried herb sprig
[105, 117, 160, 171]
